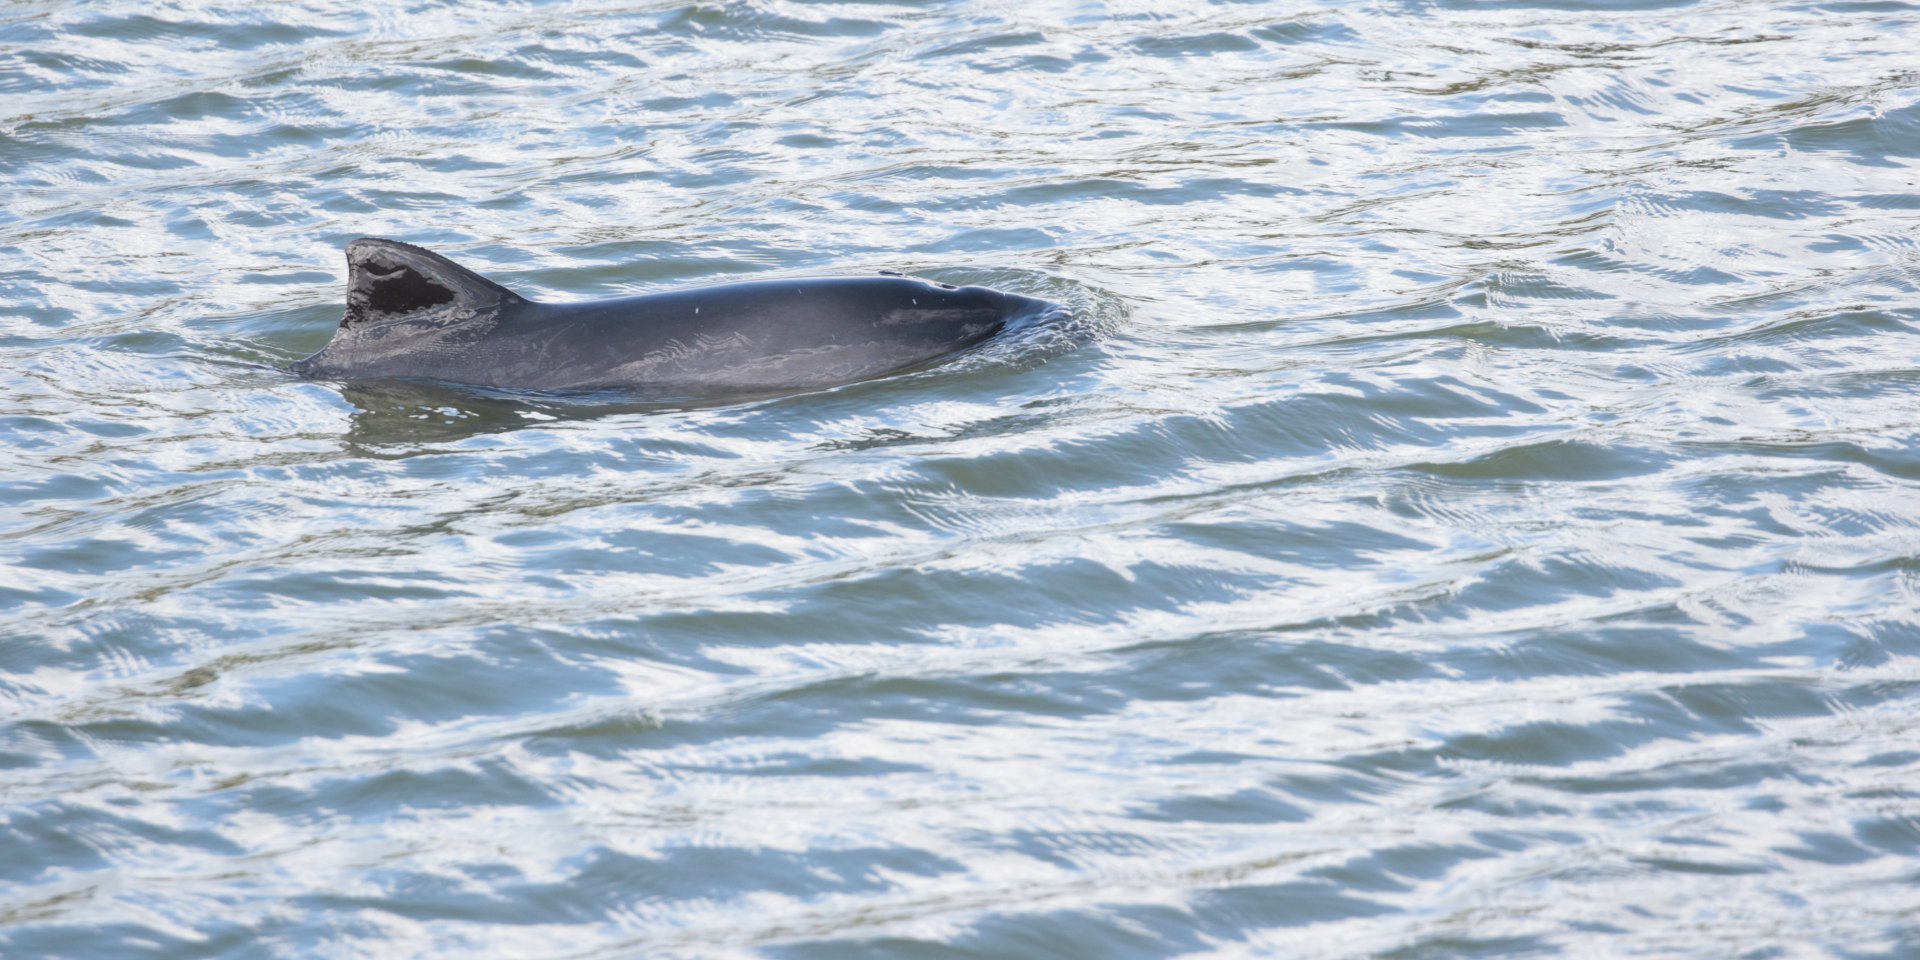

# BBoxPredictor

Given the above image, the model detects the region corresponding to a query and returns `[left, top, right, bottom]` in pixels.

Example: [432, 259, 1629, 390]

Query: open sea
[4, 0, 1920, 956]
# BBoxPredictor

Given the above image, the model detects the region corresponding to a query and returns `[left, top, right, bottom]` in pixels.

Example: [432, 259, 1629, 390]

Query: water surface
[4, 0, 1920, 956]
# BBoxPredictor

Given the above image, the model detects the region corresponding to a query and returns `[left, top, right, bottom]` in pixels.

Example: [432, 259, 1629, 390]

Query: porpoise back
[291, 238, 1062, 393]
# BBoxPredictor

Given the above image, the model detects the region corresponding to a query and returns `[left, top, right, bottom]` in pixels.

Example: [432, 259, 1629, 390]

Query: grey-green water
[5, 1, 1920, 956]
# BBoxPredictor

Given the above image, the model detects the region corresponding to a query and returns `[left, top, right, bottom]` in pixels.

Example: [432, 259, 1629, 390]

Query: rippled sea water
[5, 0, 1920, 956]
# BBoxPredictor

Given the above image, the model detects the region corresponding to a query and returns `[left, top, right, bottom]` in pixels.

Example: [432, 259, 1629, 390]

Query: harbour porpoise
[290, 238, 1063, 394]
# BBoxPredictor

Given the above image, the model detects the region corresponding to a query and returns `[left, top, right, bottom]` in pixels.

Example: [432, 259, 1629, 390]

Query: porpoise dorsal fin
[341, 238, 525, 330]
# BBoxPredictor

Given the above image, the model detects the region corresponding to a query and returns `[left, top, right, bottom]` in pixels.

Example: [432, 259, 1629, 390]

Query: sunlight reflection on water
[3, 0, 1920, 956]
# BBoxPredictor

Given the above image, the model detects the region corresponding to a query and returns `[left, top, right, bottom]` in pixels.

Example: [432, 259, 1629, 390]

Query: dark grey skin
[291, 238, 1063, 393]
